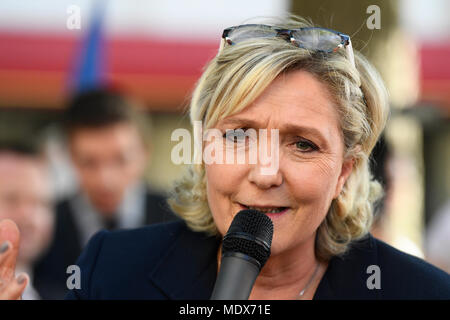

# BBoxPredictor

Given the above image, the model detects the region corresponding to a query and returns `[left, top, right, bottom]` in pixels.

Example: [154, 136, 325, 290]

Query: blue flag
[69, 0, 108, 93]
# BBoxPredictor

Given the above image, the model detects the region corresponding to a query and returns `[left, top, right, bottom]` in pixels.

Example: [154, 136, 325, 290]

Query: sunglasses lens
[226, 25, 278, 44]
[291, 29, 342, 52]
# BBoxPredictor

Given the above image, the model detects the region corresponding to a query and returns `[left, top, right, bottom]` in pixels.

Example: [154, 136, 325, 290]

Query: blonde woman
[2, 16, 450, 300]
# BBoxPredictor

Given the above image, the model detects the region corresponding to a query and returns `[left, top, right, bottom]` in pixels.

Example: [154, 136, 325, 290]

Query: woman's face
[205, 70, 354, 256]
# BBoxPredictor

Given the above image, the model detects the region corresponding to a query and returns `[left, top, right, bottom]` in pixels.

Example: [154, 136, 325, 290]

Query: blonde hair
[168, 16, 390, 261]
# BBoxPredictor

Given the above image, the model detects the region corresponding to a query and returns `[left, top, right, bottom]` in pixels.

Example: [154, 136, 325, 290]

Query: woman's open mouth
[239, 203, 289, 219]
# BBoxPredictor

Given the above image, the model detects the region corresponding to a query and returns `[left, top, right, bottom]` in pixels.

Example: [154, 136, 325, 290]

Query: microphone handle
[211, 253, 260, 300]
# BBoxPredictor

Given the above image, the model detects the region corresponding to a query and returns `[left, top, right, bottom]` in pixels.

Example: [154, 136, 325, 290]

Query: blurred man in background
[0, 142, 54, 300]
[33, 88, 176, 299]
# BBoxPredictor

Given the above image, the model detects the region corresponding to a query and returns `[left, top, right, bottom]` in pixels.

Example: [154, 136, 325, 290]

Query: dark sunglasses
[220, 24, 355, 68]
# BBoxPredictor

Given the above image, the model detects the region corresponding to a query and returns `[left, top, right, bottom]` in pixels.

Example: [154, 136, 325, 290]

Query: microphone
[210, 209, 274, 300]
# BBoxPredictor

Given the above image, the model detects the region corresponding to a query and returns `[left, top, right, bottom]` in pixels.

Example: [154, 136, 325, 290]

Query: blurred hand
[0, 219, 28, 300]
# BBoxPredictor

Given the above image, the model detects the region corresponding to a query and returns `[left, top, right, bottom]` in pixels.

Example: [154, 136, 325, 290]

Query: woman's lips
[264, 207, 289, 220]
[238, 203, 290, 220]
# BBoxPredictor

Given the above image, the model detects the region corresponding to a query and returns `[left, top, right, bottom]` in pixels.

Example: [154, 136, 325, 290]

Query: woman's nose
[247, 162, 283, 189]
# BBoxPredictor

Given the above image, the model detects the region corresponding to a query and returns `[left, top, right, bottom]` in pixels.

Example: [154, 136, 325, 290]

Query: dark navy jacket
[65, 220, 450, 300]
[34, 190, 176, 299]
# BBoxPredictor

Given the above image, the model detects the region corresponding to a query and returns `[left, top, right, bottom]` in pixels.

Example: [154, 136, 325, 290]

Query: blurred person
[33, 88, 176, 299]
[0, 142, 54, 300]
[369, 139, 424, 258]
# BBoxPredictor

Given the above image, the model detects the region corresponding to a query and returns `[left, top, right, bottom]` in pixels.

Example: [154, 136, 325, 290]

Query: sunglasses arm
[346, 39, 356, 69]
[218, 38, 225, 53]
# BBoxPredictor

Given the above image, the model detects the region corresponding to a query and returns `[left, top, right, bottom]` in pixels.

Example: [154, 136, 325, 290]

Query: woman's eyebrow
[218, 117, 259, 127]
[219, 118, 329, 145]
[280, 124, 329, 143]
[219, 118, 328, 142]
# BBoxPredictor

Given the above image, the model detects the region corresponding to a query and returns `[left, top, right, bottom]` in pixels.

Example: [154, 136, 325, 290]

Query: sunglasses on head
[219, 24, 356, 68]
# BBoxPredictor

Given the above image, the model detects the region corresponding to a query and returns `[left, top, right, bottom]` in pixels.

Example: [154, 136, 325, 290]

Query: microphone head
[222, 210, 274, 269]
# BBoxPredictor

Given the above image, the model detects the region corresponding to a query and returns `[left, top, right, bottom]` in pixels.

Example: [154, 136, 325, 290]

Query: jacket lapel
[314, 234, 382, 299]
[148, 225, 221, 299]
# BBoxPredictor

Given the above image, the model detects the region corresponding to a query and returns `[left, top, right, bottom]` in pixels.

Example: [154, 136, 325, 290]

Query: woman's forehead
[216, 70, 340, 133]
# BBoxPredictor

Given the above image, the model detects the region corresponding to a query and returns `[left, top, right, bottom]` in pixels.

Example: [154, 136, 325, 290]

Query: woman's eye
[223, 128, 249, 143]
[295, 139, 318, 152]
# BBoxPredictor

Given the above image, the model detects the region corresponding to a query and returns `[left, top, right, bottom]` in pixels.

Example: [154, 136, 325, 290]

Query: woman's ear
[333, 156, 354, 199]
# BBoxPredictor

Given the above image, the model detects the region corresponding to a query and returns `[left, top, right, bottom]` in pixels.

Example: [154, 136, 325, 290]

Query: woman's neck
[257, 234, 321, 298]
[262, 236, 329, 299]
[216, 233, 327, 300]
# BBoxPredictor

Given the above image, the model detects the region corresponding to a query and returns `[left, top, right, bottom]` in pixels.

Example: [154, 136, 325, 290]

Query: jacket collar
[147, 223, 221, 299]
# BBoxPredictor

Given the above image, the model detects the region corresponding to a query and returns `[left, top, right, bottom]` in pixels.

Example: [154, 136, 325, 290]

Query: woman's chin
[266, 239, 290, 259]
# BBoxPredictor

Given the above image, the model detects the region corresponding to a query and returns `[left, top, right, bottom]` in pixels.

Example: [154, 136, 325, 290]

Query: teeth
[246, 206, 285, 214]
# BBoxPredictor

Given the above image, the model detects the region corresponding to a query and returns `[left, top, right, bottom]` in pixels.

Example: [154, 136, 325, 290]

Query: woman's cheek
[205, 162, 245, 193]
[285, 162, 331, 200]
[205, 163, 241, 235]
